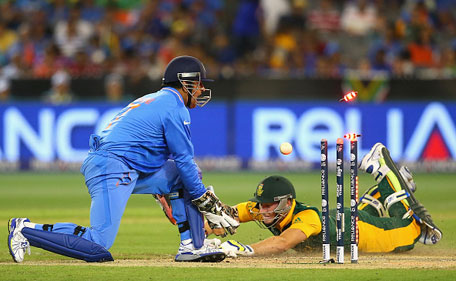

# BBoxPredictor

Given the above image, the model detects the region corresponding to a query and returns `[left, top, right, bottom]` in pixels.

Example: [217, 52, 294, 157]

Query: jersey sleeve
[288, 209, 322, 238]
[236, 201, 260, 223]
[163, 107, 206, 199]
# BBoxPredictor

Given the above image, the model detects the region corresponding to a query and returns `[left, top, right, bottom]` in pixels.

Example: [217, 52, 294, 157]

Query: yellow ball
[280, 142, 293, 155]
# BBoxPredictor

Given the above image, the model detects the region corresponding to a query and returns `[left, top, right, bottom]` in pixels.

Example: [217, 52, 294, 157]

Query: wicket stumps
[336, 138, 344, 264]
[320, 139, 330, 262]
[350, 138, 359, 263]
[320, 136, 359, 264]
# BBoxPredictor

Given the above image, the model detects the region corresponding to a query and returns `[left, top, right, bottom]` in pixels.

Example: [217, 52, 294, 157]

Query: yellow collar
[275, 200, 296, 231]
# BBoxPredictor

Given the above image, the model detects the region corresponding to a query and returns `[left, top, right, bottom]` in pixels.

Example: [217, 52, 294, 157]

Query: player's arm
[253, 209, 321, 256]
[221, 209, 321, 257]
[220, 229, 307, 257]
[163, 109, 205, 199]
[250, 228, 307, 256]
[164, 108, 239, 235]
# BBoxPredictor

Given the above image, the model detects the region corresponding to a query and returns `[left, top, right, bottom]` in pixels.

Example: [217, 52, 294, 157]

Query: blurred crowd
[0, 0, 456, 102]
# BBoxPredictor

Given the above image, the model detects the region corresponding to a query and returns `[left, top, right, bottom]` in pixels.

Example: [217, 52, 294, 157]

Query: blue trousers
[36, 154, 204, 249]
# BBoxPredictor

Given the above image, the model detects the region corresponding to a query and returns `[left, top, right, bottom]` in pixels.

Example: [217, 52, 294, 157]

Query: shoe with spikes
[7, 218, 31, 263]
[359, 143, 390, 183]
[175, 239, 226, 262]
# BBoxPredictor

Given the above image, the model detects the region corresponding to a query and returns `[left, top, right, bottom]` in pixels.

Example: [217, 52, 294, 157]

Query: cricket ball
[280, 142, 293, 155]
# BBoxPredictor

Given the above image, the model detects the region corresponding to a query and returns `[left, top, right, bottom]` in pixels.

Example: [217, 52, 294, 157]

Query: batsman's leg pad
[399, 166, 417, 193]
[360, 194, 387, 217]
[384, 190, 410, 216]
[358, 185, 388, 217]
[382, 148, 443, 244]
[21, 227, 114, 262]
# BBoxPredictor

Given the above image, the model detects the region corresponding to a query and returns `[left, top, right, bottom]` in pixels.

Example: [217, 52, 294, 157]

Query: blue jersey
[94, 87, 205, 199]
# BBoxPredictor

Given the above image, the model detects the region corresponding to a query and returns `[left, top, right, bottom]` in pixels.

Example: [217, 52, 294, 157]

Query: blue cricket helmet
[162, 56, 213, 84]
[162, 56, 213, 107]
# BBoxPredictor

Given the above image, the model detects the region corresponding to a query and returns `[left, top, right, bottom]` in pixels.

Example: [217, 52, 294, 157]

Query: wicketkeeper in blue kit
[7, 56, 239, 263]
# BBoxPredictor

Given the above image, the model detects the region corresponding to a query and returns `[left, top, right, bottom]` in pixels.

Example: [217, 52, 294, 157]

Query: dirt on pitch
[10, 248, 456, 269]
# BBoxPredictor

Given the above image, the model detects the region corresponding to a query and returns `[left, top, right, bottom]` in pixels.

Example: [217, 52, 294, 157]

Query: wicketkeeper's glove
[220, 240, 254, 258]
[204, 238, 222, 248]
[192, 190, 239, 236]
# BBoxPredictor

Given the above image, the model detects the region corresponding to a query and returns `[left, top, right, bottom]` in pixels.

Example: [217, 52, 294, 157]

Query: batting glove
[220, 240, 254, 258]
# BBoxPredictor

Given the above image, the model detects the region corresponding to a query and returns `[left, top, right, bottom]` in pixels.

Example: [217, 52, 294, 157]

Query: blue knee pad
[22, 228, 113, 262]
[170, 190, 205, 249]
[183, 189, 205, 249]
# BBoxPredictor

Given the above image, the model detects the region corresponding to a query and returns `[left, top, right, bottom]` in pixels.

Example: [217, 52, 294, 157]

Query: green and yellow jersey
[236, 200, 323, 250]
[236, 196, 421, 253]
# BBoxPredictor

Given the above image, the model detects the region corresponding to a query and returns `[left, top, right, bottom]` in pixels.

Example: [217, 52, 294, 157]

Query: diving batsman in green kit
[209, 143, 442, 257]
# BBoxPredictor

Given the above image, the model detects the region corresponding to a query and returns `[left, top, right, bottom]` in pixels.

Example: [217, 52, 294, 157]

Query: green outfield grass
[1, 266, 456, 281]
[1, 172, 455, 280]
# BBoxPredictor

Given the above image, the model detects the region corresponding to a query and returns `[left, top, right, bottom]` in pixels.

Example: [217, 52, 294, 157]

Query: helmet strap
[186, 91, 192, 107]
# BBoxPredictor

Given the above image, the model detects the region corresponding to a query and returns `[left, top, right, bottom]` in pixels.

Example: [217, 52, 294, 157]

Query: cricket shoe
[175, 239, 226, 262]
[360, 144, 416, 191]
[8, 218, 31, 263]
[360, 143, 413, 216]
[359, 143, 389, 182]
